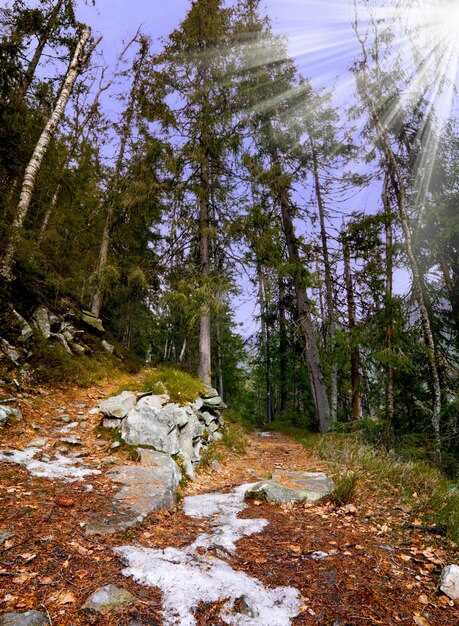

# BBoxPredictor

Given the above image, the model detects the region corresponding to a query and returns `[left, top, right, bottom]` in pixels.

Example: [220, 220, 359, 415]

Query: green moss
[117, 366, 205, 404]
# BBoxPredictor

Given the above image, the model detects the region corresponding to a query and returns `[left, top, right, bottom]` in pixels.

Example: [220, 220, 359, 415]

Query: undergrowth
[117, 366, 205, 404]
[316, 434, 459, 541]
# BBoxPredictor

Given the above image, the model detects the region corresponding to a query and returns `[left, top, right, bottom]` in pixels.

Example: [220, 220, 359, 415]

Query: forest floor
[0, 374, 458, 625]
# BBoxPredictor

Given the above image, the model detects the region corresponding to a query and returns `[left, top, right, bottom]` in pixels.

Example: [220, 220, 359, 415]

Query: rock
[440, 564, 459, 601]
[82, 584, 138, 615]
[211, 459, 221, 470]
[203, 395, 227, 409]
[202, 387, 220, 399]
[0, 405, 23, 425]
[0, 611, 49, 625]
[12, 310, 33, 342]
[272, 470, 334, 502]
[200, 411, 215, 427]
[27, 438, 48, 448]
[70, 341, 86, 355]
[85, 454, 181, 535]
[110, 441, 121, 450]
[245, 482, 307, 504]
[121, 401, 185, 455]
[59, 436, 82, 446]
[0, 531, 15, 546]
[178, 451, 196, 481]
[0, 340, 20, 364]
[80, 310, 105, 336]
[98, 391, 138, 419]
[50, 333, 72, 354]
[103, 417, 123, 429]
[212, 431, 223, 442]
[32, 306, 51, 338]
[101, 339, 114, 353]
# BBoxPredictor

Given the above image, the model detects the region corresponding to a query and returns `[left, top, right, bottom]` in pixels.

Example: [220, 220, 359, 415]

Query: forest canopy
[0, 0, 458, 471]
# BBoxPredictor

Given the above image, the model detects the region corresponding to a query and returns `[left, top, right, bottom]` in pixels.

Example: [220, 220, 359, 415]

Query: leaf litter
[0, 376, 458, 625]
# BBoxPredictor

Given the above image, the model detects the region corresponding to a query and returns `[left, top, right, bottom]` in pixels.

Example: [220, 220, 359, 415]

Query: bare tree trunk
[355, 24, 442, 447]
[277, 184, 331, 433]
[311, 142, 338, 422]
[342, 235, 362, 421]
[198, 154, 212, 385]
[215, 318, 224, 400]
[36, 184, 60, 247]
[0, 26, 91, 283]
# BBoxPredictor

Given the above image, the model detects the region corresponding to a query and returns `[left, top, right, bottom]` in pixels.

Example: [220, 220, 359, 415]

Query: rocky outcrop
[0, 304, 116, 373]
[85, 452, 181, 535]
[99, 388, 225, 467]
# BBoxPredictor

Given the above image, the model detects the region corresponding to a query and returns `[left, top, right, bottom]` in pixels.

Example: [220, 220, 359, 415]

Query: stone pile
[0, 305, 114, 368]
[97, 387, 226, 476]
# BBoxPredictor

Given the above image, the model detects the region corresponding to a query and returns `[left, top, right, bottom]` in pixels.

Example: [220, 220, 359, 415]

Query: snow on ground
[115, 483, 301, 626]
[0, 447, 101, 482]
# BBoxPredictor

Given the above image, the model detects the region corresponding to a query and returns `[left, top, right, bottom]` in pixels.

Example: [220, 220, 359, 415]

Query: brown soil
[0, 378, 457, 625]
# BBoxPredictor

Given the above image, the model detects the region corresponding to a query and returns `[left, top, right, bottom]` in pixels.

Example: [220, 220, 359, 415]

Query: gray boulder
[0, 405, 23, 426]
[0, 611, 48, 626]
[440, 564, 459, 601]
[32, 306, 51, 338]
[101, 339, 114, 353]
[178, 451, 196, 481]
[0, 531, 15, 546]
[121, 401, 185, 454]
[98, 391, 138, 419]
[245, 471, 334, 504]
[202, 387, 220, 399]
[203, 395, 227, 409]
[85, 453, 180, 535]
[82, 584, 138, 615]
[12, 310, 33, 342]
[50, 333, 72, 354]
[80, 310, 105, 336]
[0, 340, 20, 364]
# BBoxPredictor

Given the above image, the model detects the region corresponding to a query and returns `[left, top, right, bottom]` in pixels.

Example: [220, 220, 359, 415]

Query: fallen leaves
[54, 497, 75, 508]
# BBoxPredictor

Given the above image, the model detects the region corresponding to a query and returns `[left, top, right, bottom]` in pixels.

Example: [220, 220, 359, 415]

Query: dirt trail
[0, 379, 457, 625]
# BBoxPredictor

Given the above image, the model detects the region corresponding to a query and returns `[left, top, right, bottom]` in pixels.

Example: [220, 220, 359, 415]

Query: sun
[431, 1, 459, 40]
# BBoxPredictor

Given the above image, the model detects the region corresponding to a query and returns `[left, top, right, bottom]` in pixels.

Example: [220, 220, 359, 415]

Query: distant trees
[0, 0, 457, 463]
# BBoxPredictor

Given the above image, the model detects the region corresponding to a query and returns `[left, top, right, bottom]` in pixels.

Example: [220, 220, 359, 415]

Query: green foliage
[316, 434, 459, 540]
[220, 422, 248, 454]
[28, 333, 126, 388]
[330, 471, 359, 506]
[118, 366, 205, 404]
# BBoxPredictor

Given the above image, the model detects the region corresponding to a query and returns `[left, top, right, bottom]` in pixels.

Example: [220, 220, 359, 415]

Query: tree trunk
[90, 39, 146, 318]
[311, 141, 338, 422]
[0, 26, 91, 283]
[197, 154, 212, 385]
[382, 174, 394, 446]
[278, 277, 288, 415]
[342, 235, 363, 421]
[215, 318, 224, 400]
[277, 184, 331, 433]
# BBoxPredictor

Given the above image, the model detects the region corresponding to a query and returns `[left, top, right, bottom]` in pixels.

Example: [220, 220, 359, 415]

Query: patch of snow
[184, 484, 268, 553]
[0, 447, 101, 482]
[115, 483, 301, 625]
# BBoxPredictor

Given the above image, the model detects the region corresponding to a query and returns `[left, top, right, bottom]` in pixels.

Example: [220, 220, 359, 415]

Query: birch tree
[0, 25, 91, 284]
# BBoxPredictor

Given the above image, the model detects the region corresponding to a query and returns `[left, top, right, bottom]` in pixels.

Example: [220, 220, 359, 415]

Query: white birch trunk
[0, 26, 91, 283]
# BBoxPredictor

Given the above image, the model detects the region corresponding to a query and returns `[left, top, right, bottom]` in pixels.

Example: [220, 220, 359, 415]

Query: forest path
[0, 377, 457, 625]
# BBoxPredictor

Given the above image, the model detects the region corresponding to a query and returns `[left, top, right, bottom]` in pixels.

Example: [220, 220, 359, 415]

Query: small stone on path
[82, 584, 138, 615]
